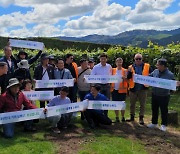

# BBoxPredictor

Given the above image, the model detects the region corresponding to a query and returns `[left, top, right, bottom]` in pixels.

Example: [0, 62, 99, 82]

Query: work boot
[126, 114, 134, 122]
[139, 116, 144, 125]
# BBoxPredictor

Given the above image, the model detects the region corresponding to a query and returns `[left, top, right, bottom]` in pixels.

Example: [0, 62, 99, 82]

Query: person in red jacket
[0, 78, 37, 138]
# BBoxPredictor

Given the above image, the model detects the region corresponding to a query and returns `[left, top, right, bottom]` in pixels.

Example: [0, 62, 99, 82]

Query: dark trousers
[99, 84, 110, 117]
[57, 113, 72, 128]
[151, 94, 170, 126]
[84, 109, 112, 126]
[68, 83, 78, 103]
[40, 101, 49, 108]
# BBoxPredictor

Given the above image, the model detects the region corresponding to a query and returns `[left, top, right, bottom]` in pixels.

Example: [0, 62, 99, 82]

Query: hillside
[58, 28, 180, 47]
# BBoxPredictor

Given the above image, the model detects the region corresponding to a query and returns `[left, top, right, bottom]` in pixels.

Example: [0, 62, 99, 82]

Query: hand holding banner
[84, 75, 122, 83]
[134, 74, 177, 90]
[35, 79, 74, 88]
[9, 39, 44, 50]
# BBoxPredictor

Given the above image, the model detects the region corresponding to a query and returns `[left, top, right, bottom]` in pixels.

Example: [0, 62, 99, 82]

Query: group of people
[0, 45, 179, 138]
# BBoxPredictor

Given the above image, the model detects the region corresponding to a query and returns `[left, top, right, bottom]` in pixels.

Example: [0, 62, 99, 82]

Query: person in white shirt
[91, 53, 112, 116]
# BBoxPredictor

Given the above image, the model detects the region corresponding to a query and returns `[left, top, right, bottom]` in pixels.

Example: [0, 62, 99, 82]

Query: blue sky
[0, 0, 180, 37]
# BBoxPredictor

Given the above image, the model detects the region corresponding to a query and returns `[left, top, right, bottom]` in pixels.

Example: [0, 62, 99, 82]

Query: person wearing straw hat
[0, 78, 37, 138]
[14, 59, 32, 85]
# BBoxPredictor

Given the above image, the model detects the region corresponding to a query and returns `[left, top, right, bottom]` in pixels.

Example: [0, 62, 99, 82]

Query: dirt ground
[45, 120, 180, 154]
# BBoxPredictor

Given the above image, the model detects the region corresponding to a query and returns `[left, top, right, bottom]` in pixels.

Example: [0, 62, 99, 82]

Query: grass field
[0, 92, 180, 154]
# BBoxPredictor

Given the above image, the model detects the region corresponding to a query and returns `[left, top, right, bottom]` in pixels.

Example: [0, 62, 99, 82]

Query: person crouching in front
[0, 78, 37, 138]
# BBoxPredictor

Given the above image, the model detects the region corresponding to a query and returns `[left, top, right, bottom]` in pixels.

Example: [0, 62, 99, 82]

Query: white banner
[23, 91, 54, 101]
[35, 79, 74, 88]
[88, 101, 126, 110]
[46, 101, 88, 117]
[0, 101, 126, 124]
[9, 39, 44, 50]
[134, 74, 177, 91]
[0, 109, 45, 125]
[84, 75, 122, 83]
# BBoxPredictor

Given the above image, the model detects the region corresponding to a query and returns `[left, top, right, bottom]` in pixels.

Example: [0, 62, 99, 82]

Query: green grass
[79, 136, 147, 154]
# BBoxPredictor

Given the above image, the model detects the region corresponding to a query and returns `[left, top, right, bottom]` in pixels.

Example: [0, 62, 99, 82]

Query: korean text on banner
[35, 79, 74, 88]
[84, 75, 122, 83]
[134, 74, 177, 91]
[23, 91, 54, 101]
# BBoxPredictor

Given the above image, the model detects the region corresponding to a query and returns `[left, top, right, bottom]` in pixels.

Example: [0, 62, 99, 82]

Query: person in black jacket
[0, 62, 8, 94]
[14, 60, 32, 89]
[0, 46, 17, 81]
[34, 53, 54, 108]
[16, 49, 42, 65]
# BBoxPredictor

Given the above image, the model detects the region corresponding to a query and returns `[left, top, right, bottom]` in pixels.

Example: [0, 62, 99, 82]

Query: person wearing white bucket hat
[14, 59, 31, 84]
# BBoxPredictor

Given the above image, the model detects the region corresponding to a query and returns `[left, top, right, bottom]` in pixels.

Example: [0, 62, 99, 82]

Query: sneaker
[116, 117, 120, 123]
[160, 125, 167, 132]
[51, 127, 61, 134]
[147, 123, 158, 128]
[121, 117, 126, 122]
[126, 115, 134, 122]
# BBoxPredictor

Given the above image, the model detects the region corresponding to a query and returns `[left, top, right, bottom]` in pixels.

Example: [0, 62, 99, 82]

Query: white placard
[134, 74, 177, 91]
[84, 75, 122, 83]
[9, 39, 44, 50]
[0, 109, 45, 125]
[35, 79, 74, 88]
[46, 101, 88, 117]
[23, 91, 54, 101]
[88, 101, 126, 110]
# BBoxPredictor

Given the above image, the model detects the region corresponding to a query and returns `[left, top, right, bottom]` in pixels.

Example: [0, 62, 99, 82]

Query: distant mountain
[57, 28, 180, 47]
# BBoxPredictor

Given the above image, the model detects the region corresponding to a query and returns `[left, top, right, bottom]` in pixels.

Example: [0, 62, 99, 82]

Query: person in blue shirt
[84, 84, 112, 129]
[45, 86, 72, 134]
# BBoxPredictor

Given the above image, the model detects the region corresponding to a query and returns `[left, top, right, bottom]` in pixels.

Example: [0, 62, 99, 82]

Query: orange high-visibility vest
[111, 67, 128, 93]
[72, 62, 78, 81]
[128, 63, 150, 89]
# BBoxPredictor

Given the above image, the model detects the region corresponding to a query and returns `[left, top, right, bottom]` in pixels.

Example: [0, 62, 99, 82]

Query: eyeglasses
[135, 58, 142, 61]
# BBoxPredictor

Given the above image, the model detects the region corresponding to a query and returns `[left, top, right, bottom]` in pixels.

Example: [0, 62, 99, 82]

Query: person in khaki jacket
[77, 59, 91, 120]
[127, 53, 152, 125]
[111, 58, 128, 122]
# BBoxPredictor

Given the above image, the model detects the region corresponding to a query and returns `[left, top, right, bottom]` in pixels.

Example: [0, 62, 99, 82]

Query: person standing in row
[0, 46, 17, 81]
[34, 53, 54, 108]
[91, 53, 112, 117]
[64, 54, 78, 102]
[77, 59, 91, 120]
[127, 53, 152, 125]
[54, 58, 73, 95]
[148, 59, 180, 131]
[0, 62, 8, 94]
[111, 58, 128, 122]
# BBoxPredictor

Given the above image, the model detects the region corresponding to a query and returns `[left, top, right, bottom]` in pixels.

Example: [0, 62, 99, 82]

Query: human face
[66, 56, 74, 64]
[24, 83, 32, 91]
[116, 60, 123, 68]
[60, 91, 68, 99]
[100, 57, 107, 66]
[57, 60, 64, 69]
[90, 87, 99, 97]
[134, 54, 143, 66]
[10, 85, 20, 95]
[19, 54, 26, 59]
[88, 62, 94, 69]
[156, 63, 166, 72]
[42, 58, 49, 66]
[4, 47, 12, 59]
[81, 61, 88, 69]
[2, 65, 8, 74]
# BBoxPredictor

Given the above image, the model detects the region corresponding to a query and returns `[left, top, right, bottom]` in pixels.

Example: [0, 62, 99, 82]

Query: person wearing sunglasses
[127, 53, 152, 125]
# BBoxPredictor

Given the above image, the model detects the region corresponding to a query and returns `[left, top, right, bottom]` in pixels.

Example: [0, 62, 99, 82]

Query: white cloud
[0, 0, 180, 37]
